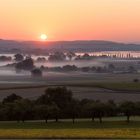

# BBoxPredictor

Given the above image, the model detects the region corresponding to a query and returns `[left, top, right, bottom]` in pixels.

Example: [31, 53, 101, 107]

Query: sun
[40, 34, 47, 41]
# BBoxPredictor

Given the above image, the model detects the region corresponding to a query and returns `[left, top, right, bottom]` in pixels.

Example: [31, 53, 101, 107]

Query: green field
[67, 82, 140, 91]
[93, 82, 140, 91]
[0, 117, 139, 139]
[2, 82, 140, 91]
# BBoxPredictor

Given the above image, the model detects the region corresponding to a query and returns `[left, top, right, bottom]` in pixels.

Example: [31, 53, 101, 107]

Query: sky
[0, 0, 140, 42]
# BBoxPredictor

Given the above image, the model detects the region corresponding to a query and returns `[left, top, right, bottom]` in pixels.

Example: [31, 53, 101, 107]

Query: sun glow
[40, 34, 47, 41]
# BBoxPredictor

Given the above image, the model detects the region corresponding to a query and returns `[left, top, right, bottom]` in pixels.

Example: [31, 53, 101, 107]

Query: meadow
[0, 118, 139, 139]
[0, 79, 140, 102]
[0, 70, 139, 138]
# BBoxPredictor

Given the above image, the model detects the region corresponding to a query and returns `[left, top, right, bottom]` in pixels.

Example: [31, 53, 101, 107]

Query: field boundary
[0, 83, 140, 94]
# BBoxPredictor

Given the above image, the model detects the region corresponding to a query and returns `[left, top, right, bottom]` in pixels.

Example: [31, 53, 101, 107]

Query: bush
[31, 68, 42, 77]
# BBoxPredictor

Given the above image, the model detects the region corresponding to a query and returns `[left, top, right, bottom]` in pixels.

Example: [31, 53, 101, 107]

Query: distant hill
[0, 39, 140, 54]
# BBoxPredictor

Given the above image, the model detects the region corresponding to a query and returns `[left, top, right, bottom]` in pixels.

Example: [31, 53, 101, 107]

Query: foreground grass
[0, 128, 140, 139]
[0, 118, 139, 139]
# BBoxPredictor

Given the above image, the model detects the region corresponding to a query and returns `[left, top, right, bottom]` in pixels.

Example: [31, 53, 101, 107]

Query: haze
[0, 0, 140, 42]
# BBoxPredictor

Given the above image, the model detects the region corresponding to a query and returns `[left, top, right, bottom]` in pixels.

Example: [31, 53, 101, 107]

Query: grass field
[1, 81, 140, 102]
[66, 82, 140, 91]
[0, 74, 139, 138]
[0, 128, 139, 139]
[92, 82, 140, 91]
[1, 82, 140, 91]
[0, 117, 139, 138]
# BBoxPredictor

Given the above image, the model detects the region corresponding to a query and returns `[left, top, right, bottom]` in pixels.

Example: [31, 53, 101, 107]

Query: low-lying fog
[0, 58, 140, 76]
[0, 52, 140, 83]
[0, 60, 137, 76]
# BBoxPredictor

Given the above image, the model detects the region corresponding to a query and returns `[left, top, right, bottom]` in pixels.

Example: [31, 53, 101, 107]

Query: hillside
[0, 39, 140, 53]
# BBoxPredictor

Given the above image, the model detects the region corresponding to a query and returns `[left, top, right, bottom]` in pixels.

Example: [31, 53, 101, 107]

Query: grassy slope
[96, 82, 140, 91]
[67, 82, 140, 91]
[0, 118, 140, 138]
[1, 82, 140, 91]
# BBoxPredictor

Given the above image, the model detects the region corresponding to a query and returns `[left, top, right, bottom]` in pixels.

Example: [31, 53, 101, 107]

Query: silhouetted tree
[14, 54, 24, 62]
[82, 53, 91, 60]
[3, 94, 22, 104]
[91, 101, 105, 123]
[0, 56, 12, 61]
[133, 79, 139, 83]
[62, 65, 78, 72]
[128, 66, 136, 73]
[66, 99, 80, 124]
[14, 99, 33, 122]
[81, 67, 90, 72]
[37, 87, 73, 109]
[66, 52, 75, 60]
[108, 64, 115, 72]
[31, 68, 42, 77]
[120, 101, 135, 123]
[48, 52, 66, 61]
[36, 57, 46, 62]
[34, 105, 51, 123]
[105, 100, 117, 116]
[15, 57, 34, 70]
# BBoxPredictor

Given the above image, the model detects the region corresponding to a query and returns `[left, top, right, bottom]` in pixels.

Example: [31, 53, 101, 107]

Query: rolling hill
[0, 39, 140, 54]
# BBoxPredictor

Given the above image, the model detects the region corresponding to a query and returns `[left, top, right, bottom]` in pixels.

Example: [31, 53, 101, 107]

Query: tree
[81, 67, 90, 72]
[14, 99, 33, 122]
[128, 66, 136, 73]
[75, 55, 81, 60]
[81, 100, 96, 122]
[48, 52, 66, 61]
[0, 103, 6, 121]
[31, 68, 42, 77]
[34, 103, 60, 123]
[37, 87, 73, 109]
[82, 100, 105, 123]
[96, 67, 103, 73]
[50, 104, 60, 122]
[120, 101, 135, 123]
[133, 79, 139, 83]
[0, 56, 12, 61]
[14, 54, 24, 62]
[65, 99, 80, 124]
[91, 66, 96, 72]
[66, 52, 76, 60]
[36, 87, 73, 122]
[135, 102, 140, 116]
[90, 101, 105, 123]
[108, 64, 115, 72]
[82, 53, 91, 60]
[2, 94, 22, 104]
[3, 103, 17, 121]
[36, 57, 46, 62]
[62, 65, 78, 72]
[34, 105, 51, 123]
[105, 100, 117, 117]
[15, 57, 34, 70]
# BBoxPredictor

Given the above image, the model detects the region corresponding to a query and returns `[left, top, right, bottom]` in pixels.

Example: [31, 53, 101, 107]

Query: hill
[0, 39, 140, 54]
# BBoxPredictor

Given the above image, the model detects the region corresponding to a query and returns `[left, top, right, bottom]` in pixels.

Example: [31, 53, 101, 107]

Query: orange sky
[0, 0, 140, 42]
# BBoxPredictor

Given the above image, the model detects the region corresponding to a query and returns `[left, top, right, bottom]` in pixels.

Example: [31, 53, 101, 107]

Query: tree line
[0, 87, 140, 123]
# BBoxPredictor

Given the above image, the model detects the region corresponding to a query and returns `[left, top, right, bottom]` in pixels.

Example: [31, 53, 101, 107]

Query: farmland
[0, 118, 139, 139]
[0, 72, 140, 102]
[0, 71, 139, 138]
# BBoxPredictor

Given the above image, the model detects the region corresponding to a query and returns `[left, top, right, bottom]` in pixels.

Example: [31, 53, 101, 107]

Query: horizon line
[0, 38, 140, 45]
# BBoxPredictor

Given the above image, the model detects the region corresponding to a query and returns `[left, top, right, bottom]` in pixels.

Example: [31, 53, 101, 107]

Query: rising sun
[40, 34, 47, 41]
